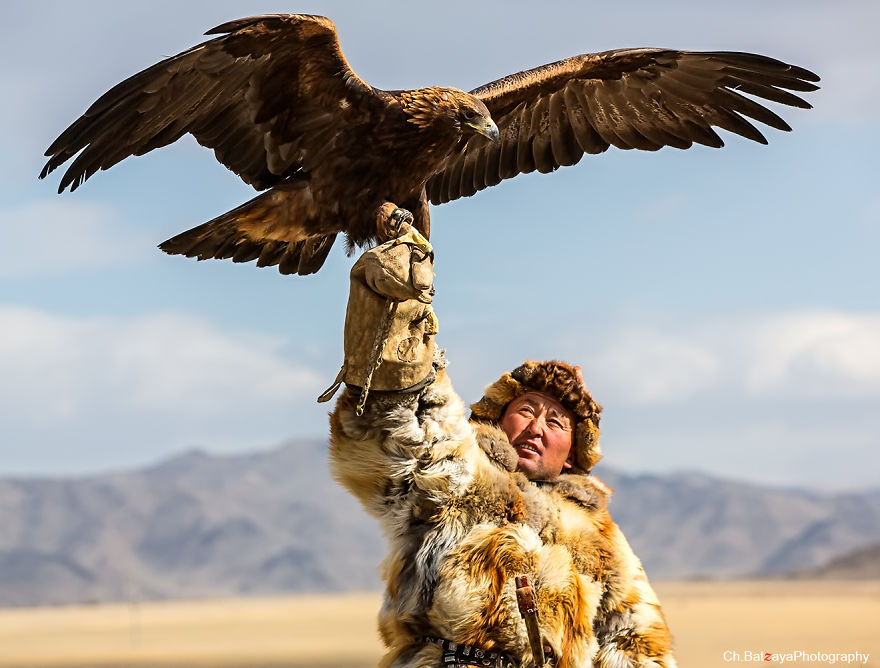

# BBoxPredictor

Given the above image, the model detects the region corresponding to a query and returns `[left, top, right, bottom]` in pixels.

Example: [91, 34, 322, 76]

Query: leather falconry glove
[318, 225, 437, 412]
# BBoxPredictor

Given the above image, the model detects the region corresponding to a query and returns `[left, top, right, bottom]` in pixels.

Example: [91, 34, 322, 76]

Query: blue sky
[2, 1, 878, 489]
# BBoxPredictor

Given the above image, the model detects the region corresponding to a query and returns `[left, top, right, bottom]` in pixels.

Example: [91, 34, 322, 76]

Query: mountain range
[1, 441, 878, 606]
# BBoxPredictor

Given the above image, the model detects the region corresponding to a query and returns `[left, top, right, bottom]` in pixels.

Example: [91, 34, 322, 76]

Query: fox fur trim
[470, 360, 603, 473]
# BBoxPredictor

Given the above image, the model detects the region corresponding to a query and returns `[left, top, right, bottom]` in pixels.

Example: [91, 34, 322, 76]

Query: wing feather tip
[204, 16, 265, 35]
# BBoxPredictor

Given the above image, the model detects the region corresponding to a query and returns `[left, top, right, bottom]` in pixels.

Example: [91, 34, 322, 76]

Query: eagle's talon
[390, 207, 414, 228]
[378, 205, 417, 242]
[382, 206, 432, 253]
[386, 207, 414, 241]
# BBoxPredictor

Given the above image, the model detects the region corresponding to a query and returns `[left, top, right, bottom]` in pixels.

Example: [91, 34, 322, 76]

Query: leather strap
[424, 636, 515, 668]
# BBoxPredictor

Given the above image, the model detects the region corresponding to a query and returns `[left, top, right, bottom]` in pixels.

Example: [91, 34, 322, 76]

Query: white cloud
[589, 329, 718, 403]
[0, 306, 320, 417]
[574, 309, 880, 405]
[740, 310, 880, 397]
[559, 308, 880, 489]
[0, 306, 323, 474]
[0, 200, 154, 277]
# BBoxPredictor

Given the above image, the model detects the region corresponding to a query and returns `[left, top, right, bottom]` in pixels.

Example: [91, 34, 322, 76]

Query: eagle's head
[453, 92, 499, 141]
[400, 87, 499, 141]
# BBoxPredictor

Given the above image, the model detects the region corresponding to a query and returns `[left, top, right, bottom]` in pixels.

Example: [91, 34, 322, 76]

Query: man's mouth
[516, 442, 541, 456]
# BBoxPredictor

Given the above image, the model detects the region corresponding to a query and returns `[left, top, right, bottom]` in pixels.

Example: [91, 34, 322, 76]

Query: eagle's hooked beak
[468, 117, 499, 141]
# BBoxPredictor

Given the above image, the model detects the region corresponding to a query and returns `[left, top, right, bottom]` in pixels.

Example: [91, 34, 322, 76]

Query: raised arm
[325, 228, 500, 521]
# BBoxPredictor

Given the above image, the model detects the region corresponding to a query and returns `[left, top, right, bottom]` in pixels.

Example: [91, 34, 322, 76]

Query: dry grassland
[654, 580, 880, 667]
[0, 581, 877, 667]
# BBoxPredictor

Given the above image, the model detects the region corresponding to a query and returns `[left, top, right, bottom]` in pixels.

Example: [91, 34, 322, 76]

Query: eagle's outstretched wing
[41, 14, 375, 193]
[426, 49, 819, 204]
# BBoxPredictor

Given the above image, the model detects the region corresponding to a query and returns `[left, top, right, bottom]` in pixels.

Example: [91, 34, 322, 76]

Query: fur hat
[469, 360, 602, 474]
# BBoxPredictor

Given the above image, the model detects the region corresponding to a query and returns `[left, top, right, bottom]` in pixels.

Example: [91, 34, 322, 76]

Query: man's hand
[318, 224, 438, 406]
[354, 223, 434, 304]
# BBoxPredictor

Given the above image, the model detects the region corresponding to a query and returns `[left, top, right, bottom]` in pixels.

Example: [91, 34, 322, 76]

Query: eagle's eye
[464, 109, 478, 120]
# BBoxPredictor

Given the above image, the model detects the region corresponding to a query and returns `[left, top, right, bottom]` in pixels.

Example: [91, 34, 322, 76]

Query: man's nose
[525, 416, 545, 437]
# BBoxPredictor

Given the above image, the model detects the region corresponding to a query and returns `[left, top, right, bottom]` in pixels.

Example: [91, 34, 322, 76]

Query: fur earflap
[469, 360, 602, 473]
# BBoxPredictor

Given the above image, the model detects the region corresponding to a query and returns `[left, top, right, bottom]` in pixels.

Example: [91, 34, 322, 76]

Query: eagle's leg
[375, 203, 431, 253]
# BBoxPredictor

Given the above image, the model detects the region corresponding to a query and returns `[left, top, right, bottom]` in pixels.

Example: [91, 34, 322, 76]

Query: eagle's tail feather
[158, 181, 337, 276]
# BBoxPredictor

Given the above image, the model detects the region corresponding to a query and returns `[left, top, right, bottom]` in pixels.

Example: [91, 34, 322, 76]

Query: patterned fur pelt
[330, 366, 675, 668]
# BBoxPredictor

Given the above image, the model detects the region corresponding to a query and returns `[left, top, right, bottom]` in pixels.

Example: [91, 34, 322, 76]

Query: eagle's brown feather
[158, 176, 338, 275]
[42, 15, 373, 193]
[41, 16, 818, 276]
[427, 49, 819, 204]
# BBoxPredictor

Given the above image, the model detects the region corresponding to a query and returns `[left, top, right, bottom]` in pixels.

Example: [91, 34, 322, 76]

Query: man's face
[500, 392, 575, 481]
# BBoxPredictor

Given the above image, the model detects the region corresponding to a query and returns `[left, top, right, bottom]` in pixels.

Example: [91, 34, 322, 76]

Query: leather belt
[424, 636, 516, 668]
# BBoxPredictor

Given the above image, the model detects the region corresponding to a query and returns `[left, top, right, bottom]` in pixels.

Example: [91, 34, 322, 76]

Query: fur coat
[330, 364, 676, 668]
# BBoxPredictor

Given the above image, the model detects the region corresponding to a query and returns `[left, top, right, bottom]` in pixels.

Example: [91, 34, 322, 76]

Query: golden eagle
[41, 14, 818, 275]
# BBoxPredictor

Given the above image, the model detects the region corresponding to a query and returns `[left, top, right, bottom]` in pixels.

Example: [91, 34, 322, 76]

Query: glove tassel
[355, 299, 398, 415]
